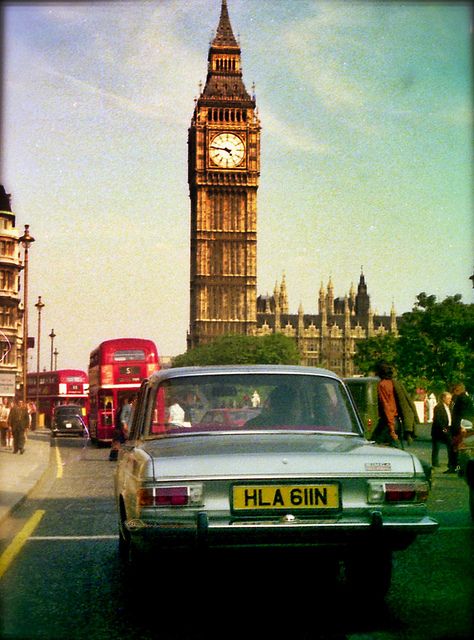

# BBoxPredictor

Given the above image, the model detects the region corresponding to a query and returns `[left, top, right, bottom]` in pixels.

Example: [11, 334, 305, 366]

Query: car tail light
[368, 481, 429, 504]
[138, 484, 203, 508]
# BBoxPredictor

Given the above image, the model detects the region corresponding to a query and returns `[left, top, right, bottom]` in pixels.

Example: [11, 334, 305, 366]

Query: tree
[396, 293, 474, 393]
[353, 334, 398, 376]
[354, 293, 474, 394]
[172, 333, 301, 367]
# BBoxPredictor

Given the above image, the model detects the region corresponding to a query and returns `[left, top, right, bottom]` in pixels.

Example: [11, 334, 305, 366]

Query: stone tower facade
[186, 2, 400, 371]
[187, 0, 260, 348]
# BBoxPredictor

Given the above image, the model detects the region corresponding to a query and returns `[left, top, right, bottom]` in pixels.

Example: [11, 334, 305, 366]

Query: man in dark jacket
[431, 391, 456, 470]
[8, 400, 30, 454]
[449, 383, 474, 471]
[393, 378, 420, 444]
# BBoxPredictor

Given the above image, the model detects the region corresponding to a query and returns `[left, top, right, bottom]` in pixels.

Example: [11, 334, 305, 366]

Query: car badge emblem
[281, 514, 296, 523]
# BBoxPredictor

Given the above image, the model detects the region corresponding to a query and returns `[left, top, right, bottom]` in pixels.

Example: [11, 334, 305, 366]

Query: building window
[0, 270, 14, 291]
[0, 340, 14, 365]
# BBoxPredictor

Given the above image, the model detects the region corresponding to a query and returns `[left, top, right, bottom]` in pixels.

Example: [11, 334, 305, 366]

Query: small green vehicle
[343, 377, 379, 439]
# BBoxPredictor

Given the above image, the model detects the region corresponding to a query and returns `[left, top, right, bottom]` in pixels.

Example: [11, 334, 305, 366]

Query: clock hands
[210, 144, 233, 155]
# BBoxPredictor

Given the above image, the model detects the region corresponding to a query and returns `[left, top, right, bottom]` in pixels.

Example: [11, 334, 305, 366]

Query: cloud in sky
[2, 0, 472, 370]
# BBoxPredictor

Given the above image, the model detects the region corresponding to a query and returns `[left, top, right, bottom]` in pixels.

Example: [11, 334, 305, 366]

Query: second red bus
[26, 369, 89, 429]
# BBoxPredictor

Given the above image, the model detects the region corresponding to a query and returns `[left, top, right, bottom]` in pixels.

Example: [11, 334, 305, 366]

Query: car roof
[343, 376, 380, 383]
[149, 364, 342, 384]
[56, 404, 82, 410]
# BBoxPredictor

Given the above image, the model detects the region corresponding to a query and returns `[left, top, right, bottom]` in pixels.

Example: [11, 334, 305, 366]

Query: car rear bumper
[51, 428, 85, 436]
[126, 511, 438, 553]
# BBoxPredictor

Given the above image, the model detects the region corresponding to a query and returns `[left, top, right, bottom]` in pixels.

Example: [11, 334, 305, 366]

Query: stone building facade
[256, 272, 398, 376]
[0, 186, 24, 397]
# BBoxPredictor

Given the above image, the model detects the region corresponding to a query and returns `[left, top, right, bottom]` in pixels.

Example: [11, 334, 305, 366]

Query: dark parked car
[344, 376, 379, 437]
[51, 404, 86, 437]
[115, 365, 437, 597]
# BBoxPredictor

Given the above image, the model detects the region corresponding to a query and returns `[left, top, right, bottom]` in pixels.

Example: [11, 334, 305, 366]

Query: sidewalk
[0, 429, 52, 526]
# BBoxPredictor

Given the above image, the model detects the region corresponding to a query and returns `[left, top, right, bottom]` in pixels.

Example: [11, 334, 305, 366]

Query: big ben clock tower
[188, 0, 260, 348]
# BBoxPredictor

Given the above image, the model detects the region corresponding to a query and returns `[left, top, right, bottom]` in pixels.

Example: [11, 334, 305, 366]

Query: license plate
[232, 483, 340, 513]
[65, 422, 72, 429]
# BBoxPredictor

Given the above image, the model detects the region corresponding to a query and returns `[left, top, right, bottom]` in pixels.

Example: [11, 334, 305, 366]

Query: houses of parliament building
[187, 1, 399, 376]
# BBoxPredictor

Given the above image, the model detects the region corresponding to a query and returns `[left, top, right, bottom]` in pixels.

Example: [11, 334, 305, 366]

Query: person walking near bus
[0, 398, 10, 447]
[8, 399, 30, 454]
[109, 395, 135, 461]
[431, 391, 455, 470]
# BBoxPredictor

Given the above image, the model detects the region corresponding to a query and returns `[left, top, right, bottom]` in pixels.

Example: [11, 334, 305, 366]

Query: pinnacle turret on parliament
[187, 1, 399, 375]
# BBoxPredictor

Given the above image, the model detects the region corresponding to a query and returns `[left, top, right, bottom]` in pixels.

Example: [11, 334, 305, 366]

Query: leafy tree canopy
[172, 333, 301, 368]
[354, 293, 474, 395]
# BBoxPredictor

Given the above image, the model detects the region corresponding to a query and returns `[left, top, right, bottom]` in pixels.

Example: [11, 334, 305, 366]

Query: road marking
[0, 510, 45, 580]
[55, 443, 63, 478]
[29, 535, 117, 540]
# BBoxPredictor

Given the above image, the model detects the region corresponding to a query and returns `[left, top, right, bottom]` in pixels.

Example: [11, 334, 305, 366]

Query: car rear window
[145, 373, 361, 437]
[56, 406, 82, 416]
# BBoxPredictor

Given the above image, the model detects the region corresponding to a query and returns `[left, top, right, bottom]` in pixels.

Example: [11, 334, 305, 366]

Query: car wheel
[344, 547, 392, 599]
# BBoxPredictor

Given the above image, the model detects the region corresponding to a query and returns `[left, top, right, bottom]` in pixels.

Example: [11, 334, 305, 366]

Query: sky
[2, 0, 473, 372]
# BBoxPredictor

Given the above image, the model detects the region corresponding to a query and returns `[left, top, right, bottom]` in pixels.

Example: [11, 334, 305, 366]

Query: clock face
[209, 133, 245, 168]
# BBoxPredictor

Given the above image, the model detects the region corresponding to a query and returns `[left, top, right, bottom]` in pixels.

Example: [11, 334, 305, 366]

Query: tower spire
[200, 0, 252, 103]
[212, 1, 239, 48]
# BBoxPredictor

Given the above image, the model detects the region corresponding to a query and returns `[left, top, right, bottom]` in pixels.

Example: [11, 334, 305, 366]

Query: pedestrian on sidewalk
[8, 399, 30, 454]
[0, 398, 10, 447]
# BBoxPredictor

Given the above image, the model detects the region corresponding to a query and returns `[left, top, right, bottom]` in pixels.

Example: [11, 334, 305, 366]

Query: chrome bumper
[126, 510, 439, 551]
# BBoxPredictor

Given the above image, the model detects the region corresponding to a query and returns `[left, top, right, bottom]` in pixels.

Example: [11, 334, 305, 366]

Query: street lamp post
[18, 225, 35, 404]
[34, 296, 45, 430]
[49, 328, 56, 370]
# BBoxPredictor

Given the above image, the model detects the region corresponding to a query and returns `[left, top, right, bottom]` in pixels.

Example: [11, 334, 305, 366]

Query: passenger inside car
[245, 385, 299, 428]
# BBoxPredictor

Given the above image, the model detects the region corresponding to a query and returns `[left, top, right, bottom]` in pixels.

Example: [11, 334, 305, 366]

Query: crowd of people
[0, 399, 37, 454]
[372, 361, 473, 473]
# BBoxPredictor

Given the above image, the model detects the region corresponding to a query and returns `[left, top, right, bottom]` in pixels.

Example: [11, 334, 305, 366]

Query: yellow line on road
[0, 509, 45, 580]
[55, 442, 63, 478]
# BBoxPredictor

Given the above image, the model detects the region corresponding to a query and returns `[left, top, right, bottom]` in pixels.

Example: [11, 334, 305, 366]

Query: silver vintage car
[114, 365, 437, 595]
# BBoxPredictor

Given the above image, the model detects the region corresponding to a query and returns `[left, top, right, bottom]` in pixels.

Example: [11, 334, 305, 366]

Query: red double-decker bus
[26, 369, 89, 429]
[88, 338, 160, 444]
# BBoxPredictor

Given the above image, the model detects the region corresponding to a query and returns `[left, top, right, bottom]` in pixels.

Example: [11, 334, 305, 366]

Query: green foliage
[354, 292, 474, 394]
[172, 333, 301, 367]
[353, 334, 398, 375]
